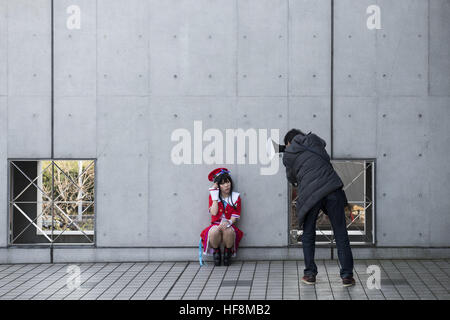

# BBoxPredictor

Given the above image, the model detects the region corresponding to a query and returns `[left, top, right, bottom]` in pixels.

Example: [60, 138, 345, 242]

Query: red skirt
[200, 223, 244, 257]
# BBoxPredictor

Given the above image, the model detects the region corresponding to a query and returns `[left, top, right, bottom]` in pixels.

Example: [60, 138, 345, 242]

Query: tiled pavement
[0, 259, 449, 300]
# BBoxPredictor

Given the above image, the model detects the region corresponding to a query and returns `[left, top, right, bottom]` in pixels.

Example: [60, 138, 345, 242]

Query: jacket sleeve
[286, 166, 298, 187]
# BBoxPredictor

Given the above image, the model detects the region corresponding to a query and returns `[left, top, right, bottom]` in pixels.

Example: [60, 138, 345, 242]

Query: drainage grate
[221, 280, 253, 287]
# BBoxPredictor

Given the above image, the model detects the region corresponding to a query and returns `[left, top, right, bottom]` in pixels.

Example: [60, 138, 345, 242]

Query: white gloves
[209, 188, 219, 201]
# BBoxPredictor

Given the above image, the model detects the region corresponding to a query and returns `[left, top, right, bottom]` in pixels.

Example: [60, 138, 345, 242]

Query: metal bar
[7, 161, 12, 245]
[10, 203, 52, 243]
[10, 201, 94, 242]
[342, 167, 365, 191]
[52, 160, 94, 197]
[346, 202, 372, 229]
[93, 159, 97, 246]
[52, 203, 94, 242]
[364, 160, 367, 234]
[11, 201, 93, 204]
[13, 204, 52, 243]
[52, 167, 94, 203]
[11, 161, 52, 202]
[10, 162, 52, 201]
[372, 160, 376, 244]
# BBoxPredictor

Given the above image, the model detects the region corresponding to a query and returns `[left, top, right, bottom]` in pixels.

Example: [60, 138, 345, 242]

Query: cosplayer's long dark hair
[214, 173, 237, 210]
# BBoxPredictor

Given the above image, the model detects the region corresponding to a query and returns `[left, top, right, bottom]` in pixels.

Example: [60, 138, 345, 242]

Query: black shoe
[342, 277, 356, 287]
[223, 247, 232, 266]
[213, 248, 221, 266]
[301, 274, 316, 285]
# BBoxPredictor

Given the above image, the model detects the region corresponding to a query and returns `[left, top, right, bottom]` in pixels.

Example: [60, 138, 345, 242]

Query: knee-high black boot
[223, 247, 233, 266]
[213, 247, 221, 266]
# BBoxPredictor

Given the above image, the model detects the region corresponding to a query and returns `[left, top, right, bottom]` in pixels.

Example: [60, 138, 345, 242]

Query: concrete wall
[0, 0, 449, 263]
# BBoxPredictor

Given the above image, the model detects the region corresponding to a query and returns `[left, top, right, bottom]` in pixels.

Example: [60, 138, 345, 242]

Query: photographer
[282, 129, 355, 287]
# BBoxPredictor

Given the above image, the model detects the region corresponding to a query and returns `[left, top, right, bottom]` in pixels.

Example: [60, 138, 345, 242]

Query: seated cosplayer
[200, 168, 244, 266]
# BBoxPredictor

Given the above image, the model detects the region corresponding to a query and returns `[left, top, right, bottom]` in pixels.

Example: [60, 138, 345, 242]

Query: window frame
[288, 158, 376, 247]
[7, 158, 96, 246]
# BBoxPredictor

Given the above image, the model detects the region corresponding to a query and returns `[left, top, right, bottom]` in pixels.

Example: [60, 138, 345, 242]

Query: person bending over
[283, 129, 355, 287]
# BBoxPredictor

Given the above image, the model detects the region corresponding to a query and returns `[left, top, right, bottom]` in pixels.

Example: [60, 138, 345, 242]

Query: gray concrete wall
[0, 0, 449, 263]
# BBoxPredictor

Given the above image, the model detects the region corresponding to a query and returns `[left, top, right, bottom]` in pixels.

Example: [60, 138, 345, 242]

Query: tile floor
[0, 259, 449, 300]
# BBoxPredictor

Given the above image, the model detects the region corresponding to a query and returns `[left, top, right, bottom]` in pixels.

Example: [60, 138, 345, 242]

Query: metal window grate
[289, 159, 375, 246]
[8, 160, 96, 245]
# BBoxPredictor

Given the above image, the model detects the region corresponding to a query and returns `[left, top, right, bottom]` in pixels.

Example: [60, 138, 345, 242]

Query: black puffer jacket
[283, 132, 344, 227]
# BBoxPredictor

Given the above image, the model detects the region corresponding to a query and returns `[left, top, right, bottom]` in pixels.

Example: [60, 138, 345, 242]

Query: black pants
[302, 188, 354, 279]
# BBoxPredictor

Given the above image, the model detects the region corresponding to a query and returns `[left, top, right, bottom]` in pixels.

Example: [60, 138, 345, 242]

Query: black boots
[213, 248, 221, 266]
[223, 247, 233, 266]
[213, 247, 233, 266]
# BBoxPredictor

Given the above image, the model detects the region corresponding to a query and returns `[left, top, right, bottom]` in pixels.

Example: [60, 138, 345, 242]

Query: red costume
[200, 191, 244, 257]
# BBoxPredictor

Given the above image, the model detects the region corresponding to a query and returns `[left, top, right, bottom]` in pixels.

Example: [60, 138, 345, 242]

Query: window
[9, 160, 95, 245]
[289, 159, 375, 245]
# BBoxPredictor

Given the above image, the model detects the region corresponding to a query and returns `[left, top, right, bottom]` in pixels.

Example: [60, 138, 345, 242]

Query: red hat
[208, 168, 230, 182]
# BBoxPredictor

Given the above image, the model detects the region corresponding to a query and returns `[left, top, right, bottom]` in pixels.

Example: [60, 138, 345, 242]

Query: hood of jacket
[282, 132, 329, 168]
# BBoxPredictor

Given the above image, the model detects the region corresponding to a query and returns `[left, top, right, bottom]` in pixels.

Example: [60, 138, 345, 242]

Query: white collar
[221, 192, 239, 204]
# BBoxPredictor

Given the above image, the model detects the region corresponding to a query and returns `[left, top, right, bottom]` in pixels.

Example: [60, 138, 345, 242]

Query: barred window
[9, 160, 95, 245]
[289, 159, 375, 246]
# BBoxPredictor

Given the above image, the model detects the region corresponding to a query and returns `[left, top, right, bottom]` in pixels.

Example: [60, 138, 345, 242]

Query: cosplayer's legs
[222, 227, 235, 249]
[209, 226, 222, 249]
[222, 227, 235, 266]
